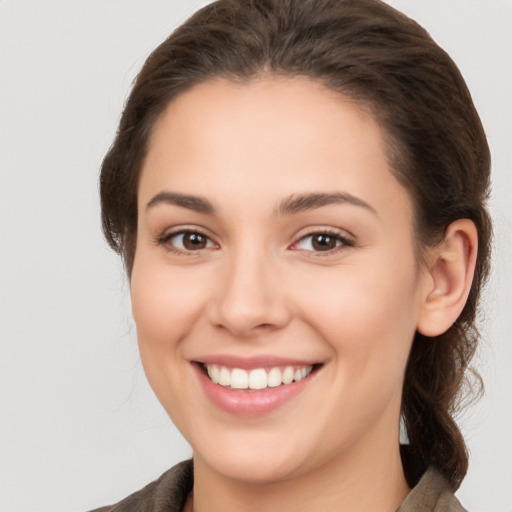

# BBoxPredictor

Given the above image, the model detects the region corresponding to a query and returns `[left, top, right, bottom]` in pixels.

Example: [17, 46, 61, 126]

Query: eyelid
[155, 226, 219, 254]
[289, 227, 355, 254]
[154, 225, 354, 255]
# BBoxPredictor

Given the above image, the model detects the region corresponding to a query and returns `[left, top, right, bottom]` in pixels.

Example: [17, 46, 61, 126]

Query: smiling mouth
[200, 363, 317, 391]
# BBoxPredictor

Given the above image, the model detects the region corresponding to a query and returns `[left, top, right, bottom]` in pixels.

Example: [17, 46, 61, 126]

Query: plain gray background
[1, 1, 511, 511]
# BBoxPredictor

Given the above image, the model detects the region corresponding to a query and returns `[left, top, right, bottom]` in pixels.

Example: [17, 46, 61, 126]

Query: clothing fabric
[88, 459, 467, 512]
[89, 461, 193, 512]
[398, 468, 467, 512]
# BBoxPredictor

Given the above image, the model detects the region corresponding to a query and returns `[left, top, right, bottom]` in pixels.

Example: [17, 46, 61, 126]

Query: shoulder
[398, 468, 468, 512]
[86, 460, 467, 512]
[87, 460, 193, 512]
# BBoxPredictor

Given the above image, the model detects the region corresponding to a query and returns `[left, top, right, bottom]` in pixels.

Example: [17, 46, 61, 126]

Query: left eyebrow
[145, 191, 216, 214]
[276, 192, 378, 217]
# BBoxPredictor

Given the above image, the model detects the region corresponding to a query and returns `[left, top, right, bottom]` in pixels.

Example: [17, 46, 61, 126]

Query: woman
[95, 0, 491, 510]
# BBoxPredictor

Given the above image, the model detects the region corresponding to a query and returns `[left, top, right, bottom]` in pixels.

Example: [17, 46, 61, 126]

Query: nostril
[255, 323, 272, 329]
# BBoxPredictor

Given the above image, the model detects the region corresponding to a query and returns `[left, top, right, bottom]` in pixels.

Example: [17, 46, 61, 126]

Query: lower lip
[194, 364, 314, 416]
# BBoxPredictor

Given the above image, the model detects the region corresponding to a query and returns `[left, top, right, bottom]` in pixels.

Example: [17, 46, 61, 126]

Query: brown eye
[161, 230, 216, 252]
[182, 232, 208, 250]
[294, 231, 351, 253]
[311, 234, 338, 251]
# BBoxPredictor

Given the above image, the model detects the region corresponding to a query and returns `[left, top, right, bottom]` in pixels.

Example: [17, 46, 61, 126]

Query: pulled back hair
[100, 0, 491, 490]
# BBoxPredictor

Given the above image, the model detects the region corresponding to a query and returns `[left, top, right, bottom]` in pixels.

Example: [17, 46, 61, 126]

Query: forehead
[139, 76, 412, 223]
[148, 76, 380, 154]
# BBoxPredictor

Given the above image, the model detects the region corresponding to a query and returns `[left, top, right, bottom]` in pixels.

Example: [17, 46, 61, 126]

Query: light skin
[130, 77, 477, 512]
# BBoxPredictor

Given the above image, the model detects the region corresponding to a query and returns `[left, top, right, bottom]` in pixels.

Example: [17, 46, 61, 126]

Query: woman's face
[131, 77, 430, 483]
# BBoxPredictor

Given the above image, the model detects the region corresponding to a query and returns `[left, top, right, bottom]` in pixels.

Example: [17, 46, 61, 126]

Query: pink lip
[192, 361, 318, 417]
[195, 354, 318, 370]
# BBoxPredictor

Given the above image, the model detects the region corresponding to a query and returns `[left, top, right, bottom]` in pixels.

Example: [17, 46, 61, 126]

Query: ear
[417, 219, 478, 337]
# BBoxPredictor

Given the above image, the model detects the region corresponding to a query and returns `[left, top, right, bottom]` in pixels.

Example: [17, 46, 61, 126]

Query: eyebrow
[146, 191, 216, 214]
[145, 190, 377, 217]
[276, 192, 377, 217]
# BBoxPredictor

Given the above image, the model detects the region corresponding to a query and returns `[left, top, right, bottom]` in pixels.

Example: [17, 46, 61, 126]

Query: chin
[192, 431, 312, 484]
[205, 452, 304, 484]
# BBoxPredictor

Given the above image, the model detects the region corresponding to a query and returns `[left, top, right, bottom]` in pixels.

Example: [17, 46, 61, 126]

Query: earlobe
[417, 219, 478, 337]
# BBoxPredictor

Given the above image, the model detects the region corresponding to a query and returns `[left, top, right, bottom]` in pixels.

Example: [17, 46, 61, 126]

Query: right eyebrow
[145, 191, 216, 214]
[276, 192, 378, 217]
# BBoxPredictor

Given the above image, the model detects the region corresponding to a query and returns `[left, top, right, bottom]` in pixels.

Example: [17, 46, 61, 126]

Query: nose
[206, 246, 291, 337]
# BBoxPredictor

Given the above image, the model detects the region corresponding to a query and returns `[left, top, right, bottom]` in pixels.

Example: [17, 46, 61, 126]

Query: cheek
[298, 256, 421, 369]
[130, 260, 208, 352]
[129, 257, 212, 426]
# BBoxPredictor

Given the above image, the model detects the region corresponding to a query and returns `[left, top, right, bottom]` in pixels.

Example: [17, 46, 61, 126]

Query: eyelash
[156, 229, 217, 255]
[156, 228, 354, 256]
[291, 230, 354, 255]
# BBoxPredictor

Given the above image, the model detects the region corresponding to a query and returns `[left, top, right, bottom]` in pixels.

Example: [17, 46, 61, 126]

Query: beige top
[398, 467, 467, 512]
[89, 459, 467, 512]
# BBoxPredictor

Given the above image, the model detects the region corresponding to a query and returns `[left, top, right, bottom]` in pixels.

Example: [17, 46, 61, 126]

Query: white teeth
[248, 368, 267, 390]
[207, 364, 220, 384]
[204, 364, 314, 390]
[267, 367, 282, 387]
[231, 368, 249, 389]
[282, 366, 294, 385]
[218, 366, 231, 386]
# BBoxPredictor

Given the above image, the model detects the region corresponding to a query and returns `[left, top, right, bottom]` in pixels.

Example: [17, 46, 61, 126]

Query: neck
[190, 436, 410, 512]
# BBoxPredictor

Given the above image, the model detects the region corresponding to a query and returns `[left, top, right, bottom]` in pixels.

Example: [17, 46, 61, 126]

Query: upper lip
[192, 354, 321, 369]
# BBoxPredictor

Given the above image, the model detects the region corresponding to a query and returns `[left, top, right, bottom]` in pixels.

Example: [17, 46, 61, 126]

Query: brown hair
[100, 0, 491, 489]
